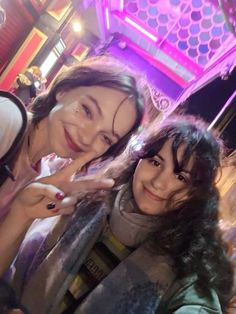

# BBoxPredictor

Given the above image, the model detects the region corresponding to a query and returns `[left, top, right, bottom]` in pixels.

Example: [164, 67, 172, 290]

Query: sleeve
[163, 277, 222, 314]
[10, 216, 61, 295]
[172, 305, 221, 314]
[0, 96, 23, 159]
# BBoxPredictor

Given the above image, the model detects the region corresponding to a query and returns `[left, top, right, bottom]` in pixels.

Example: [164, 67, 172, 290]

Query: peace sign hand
[11, 152, 114, 223]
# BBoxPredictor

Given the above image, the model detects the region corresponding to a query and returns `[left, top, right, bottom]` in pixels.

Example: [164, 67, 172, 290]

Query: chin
[137, 203, 162, 216]
[141, 209, 159, 216]
[53, 145, 71, 158]
[136, 203, 151, 215]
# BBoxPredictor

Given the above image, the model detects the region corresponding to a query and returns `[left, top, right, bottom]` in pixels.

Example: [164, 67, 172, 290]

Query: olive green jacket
[156, 275, 222, 314]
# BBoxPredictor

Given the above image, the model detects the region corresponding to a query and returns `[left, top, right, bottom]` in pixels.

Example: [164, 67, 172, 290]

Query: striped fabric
[59, 224, 133, 314]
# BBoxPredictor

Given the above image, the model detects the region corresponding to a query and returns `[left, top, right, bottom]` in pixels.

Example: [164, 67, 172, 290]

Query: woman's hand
[0, 153, 114, 276]
[11, 152, 114, 223]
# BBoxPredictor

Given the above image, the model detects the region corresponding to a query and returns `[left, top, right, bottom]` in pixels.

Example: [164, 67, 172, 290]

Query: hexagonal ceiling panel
[125, 0, 229, 67]
[104, 0, 235, 85]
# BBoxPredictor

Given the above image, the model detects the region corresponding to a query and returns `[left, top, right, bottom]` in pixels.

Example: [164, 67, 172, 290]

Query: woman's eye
[149, 159, 160, 167]
[103, 135, 112, 146]
[82, 104, 92, 119]
[177, 174, 187, 183]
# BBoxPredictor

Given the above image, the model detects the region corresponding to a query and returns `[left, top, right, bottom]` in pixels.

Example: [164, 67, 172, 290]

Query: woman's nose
[150, 170, 169, 191]
[79, 126, 98, 147]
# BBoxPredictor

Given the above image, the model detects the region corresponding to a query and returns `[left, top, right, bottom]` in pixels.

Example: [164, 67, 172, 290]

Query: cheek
[51, 102, 79, 119]
[132, 164, 144, 194]
[48, 104, 66, 127]
[84, 140, 108, 159]
[171, 189, 189, 205]
[113, 102, 137, 137]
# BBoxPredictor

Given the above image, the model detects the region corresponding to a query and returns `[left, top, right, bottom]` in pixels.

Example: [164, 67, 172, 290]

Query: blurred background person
[13, 65, 42, 107]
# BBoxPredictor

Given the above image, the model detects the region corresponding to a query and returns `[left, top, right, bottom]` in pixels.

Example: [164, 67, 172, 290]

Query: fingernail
[55, 192, 65, 201]
[46, 202, 56, 210]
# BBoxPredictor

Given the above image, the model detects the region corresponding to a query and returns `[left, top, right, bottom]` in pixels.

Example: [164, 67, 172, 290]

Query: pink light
[124, 16, 158, 42]
[120, 0, 124, 11]
[105, 7, 110, 30]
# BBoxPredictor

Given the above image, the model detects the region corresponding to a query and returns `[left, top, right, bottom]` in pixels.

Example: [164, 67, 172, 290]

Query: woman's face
[132, 138, 194, 215]
[47, 86, 137, 159]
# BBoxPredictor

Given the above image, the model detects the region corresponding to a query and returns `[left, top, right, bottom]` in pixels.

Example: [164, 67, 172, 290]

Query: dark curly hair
[30, 56, 145, 161]
[104, 115, 233, 311]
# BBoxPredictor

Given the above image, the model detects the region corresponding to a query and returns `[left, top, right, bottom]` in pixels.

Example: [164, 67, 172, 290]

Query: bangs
[141, 129, 197, 173]
[134, 117, 220, 190]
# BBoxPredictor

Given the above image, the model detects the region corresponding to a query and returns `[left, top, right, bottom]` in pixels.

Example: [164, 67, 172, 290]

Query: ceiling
[77, 0, 236, 87]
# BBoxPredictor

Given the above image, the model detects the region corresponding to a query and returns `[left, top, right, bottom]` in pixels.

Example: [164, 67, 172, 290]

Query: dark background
[184, 68, 236, 150]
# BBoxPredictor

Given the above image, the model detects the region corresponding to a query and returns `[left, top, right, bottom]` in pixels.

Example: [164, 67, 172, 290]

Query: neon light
[120, 0, 124, 12]
[124, 16, 158, 42]
[105, 7, 110, 29]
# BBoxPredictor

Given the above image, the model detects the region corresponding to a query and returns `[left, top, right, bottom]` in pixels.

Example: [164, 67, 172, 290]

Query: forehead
[68, 85, 129, 102]
[158, 138, 195, 171]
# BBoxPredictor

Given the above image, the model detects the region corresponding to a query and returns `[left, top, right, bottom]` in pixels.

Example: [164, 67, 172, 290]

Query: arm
[0, 96, 23, 159]
[0, 154, 114, 276]
[160, 277, 222, 314]
[171, 305, 221, 314]
[0, 206, 33, 277]
[0, 181, 75, 277]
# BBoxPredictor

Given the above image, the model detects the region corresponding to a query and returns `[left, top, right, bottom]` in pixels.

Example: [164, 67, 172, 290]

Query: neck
[28, 118, 52, 165]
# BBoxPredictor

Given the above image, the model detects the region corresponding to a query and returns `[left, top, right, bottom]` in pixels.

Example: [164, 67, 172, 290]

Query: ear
[56, 91, 65, 101]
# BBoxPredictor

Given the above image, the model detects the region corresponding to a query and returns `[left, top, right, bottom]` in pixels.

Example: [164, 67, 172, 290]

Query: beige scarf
[109, 184, 160, 247]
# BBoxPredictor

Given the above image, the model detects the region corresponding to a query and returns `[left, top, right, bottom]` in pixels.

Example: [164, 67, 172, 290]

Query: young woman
[0, 56, 145, 275]
[12, 116, 233, 314]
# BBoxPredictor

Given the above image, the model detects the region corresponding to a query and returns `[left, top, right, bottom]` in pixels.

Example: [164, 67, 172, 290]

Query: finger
[52, 151, 97, 182]
[29, 182, 66, 202]
[60, 195, 78, 207]
[73, 188, 108, 201]
[61, 178, 114, 195]
[44, 195, 77, 214]
[58, 206, 75, 216]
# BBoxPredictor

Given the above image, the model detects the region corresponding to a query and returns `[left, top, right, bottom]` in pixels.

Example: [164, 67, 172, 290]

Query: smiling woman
[132, 137, 194, 215]
[30, 56, 144, 162]
[46, 86, 137, 160]
[0, 55, 145, 278]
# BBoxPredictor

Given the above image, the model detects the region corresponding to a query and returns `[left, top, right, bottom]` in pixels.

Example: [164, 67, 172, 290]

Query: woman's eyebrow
[181, 168, 192, 175]
[175, 165, 192, 175]
[156, 153, 164, 161]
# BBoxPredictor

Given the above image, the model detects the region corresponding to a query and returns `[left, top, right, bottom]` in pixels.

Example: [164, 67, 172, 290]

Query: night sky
[184, 69, 236, 150]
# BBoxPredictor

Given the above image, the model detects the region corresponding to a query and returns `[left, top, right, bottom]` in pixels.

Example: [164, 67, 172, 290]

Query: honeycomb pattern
[124, 0, 232, 67]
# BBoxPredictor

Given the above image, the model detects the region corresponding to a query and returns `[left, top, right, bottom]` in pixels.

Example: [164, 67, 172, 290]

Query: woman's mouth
[64, 128, 82, 153]
[143, 186, 166, 202]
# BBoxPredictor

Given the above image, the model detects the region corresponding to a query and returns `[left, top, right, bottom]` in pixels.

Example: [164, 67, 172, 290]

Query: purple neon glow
[120, 0, 124, 12]
[105, 7, 110, 29]
[124, 16, 158, 42]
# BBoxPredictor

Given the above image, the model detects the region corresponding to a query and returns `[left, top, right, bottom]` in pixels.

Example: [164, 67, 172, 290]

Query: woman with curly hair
[12, 115, 233, 314]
